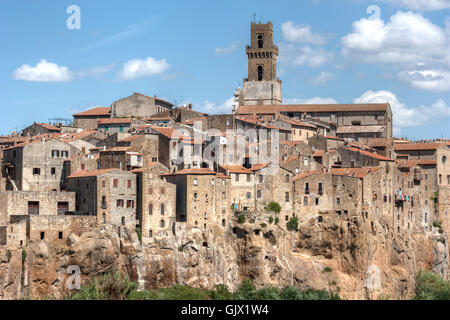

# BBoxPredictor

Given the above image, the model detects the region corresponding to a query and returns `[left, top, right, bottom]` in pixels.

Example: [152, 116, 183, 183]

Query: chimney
[188, 104, 193, 110]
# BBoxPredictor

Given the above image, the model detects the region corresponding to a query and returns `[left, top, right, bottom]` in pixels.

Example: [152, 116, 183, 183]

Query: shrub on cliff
[414, 271, 450, 300]
[234, 279, 256, 300]
[237, 214, 245, 224]
[267, 201, 281, 214]
[287, 217, 299, 231]
[69, 272, 137, 300]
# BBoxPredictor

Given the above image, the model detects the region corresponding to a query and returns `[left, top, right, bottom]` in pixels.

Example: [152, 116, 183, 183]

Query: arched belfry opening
[258, 66, 263, 81]
[258, 34, 264, 48]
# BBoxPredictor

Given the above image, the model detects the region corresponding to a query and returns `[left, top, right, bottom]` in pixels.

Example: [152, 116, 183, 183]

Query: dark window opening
[28, 201, 39, 215]
[258, 34, 264, 48]
[58, 231, 63, 239]
[51, 167, 56, 175]
[318, 216, 323, 223]
[258, 66, 263, 81]
[33, 168, 41, 175]
[121, 217, 125, 225]
[57, 202, 69, 215]
[40, 232, 45, 240]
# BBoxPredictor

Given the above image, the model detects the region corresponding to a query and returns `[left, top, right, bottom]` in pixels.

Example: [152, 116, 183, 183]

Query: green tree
[267, 201, 281, 214]
[238, 214, 245, 224]
[234, 279, 256, 300]
[287, 216, 299, 231]
[414, 271, 450, 300]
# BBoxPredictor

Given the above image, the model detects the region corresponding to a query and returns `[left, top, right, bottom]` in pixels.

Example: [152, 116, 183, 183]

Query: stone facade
[111, 92, 173, 119]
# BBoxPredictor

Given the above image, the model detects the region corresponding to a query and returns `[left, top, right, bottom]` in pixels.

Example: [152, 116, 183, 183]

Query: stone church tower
[241, 21, 282, 106]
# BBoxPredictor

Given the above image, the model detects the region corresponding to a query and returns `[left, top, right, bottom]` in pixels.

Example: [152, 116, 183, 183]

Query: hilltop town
[0, 21, 449, 300]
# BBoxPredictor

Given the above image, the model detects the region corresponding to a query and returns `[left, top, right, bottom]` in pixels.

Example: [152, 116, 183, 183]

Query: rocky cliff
[0, 211, 448, 300]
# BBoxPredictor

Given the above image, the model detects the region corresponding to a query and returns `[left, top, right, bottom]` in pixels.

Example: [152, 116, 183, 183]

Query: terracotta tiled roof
[146, 125, 176, 138]
[98, 118, 132, 125]
[67, 168, 116, 178]
[250, 163, 269, 171]
[59, 130, 97, 142]
[330, 167, 381, 179]
[73, 107, 111, 117]
[281, 156, 299, 166]
[161, 168, 217, 176]
[394, 143, 445, 151]
[344, 147, 394, 161]
[278, 115, 317, 129]
[220, 165, 253, 174]
[182, 117, 207, 125]
[130, 162, 161, 173]
[336, 126, 384, 134]
[238, 103, 390, 115]
[101, 146, 137, 152]
[396, 160, 437, 167]
[293, 170, 322, 181]
[323, 135, 345, 141]
[313, 150, 326, 157]
[35, 122, 61, 131]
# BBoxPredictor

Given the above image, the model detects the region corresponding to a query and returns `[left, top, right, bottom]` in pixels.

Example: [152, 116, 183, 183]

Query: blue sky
[0, 0, 449, 139]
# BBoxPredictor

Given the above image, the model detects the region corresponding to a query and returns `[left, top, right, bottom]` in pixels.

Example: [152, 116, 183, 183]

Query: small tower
[242, 21, 282, 107]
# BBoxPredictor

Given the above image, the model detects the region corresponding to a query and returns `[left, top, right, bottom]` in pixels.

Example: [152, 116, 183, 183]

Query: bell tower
[242, 21, 282, 106]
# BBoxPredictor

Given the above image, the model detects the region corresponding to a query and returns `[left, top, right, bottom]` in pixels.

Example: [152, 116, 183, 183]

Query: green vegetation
[237, 214, 245, 224]
[432, 221, 442, 228]
[69, 272, 137, 300]
[323, 266, 332, 273]
[274, 217, 279, 225]
[261, 223, 267, 228]
[269, 216, 274, 224]
[135, 227, 142, 243]
[68, 273, 341, 300]
[414, 271, 450, 300]
[267, 201, 281, 214]
[287, 216, 299, 231]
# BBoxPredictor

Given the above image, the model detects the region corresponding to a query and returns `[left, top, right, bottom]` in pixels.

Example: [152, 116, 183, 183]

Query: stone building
[22, 122, 61, 137]
[0, 190, 75, 217]
[66, 168, 137, 227]
[219, 165, 255, 212]
[73, 107, 111, 130]
[132, 163, 176, 242]
[99, 146, 143, 171]
[2, 139, 82, 192]
[111, 92, 173, 119]
[162, 168, 230, 230]
[241, 21, 282, 106]
[97, 118, 133, 135]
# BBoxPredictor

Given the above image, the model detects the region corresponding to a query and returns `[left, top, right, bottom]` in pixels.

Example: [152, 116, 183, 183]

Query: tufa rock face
[0, 213, 448, 300]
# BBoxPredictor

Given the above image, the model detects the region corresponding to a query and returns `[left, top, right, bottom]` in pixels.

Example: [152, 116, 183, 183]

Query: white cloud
[118, 57, 170, 80]
[13, 59, 73, 82]
[354, 90, 450, 132]
[376, 0, 450, 11]
[311, 71, 336, 85]
[342, 11, 449, 66]
[281, 21, 326, 45]
[215, 41, 240, 56]
[398, 69, 450, 92]
[285, 97, 338, 104]
[199, 97, 234, 114]
[342, 10, 450, 92]
[279, 44, 333, 68]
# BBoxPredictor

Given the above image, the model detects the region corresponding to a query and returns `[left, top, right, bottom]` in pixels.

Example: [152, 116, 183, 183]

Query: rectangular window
[149, 187, 153, 195]
[285, 174, 289, 183]
[57, 202, 69, 215]
[257, 190, 262, 198]
[439, 174, 442, 184]
[149, 230, 153, 237]
[33, 168, 41, 175]
[116, 199, 124, 207]
[81, 164, 85, 170]
[194, 193, 198, 200]
[40, 232, 45, 240]
[160, 220, 165, 228]
[246, 192, 251, 199]
[113, 179, 118, 188]
[235, 174, 240, 182]
[285, 192, 289, 202]
[259, 175, 263, 183]
[61, 151, 69, 157]
[102, 180, 106, 187]
[247, 174, 251, 182]
[160, 187, 165, 194]
[149, 203, 153, 215]
[160, 204, 165, 215]
[315, 198, 319, 206]
[303, 197, 308, 206]
[28, 201, 39, 215]
[337, 197, 341, 205]
[51, 167, 56, 175]
[101, 196, 107, 209]
[58, 231, 63, 239]
[51, 150, 60, 158]
[194, 178, 198, 186]
[127, 180, 132, 188]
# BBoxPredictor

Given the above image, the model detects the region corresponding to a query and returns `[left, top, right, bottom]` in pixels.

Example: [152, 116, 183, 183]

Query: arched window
[258, 34, 264, 48]
[258, 66, 263, 81]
